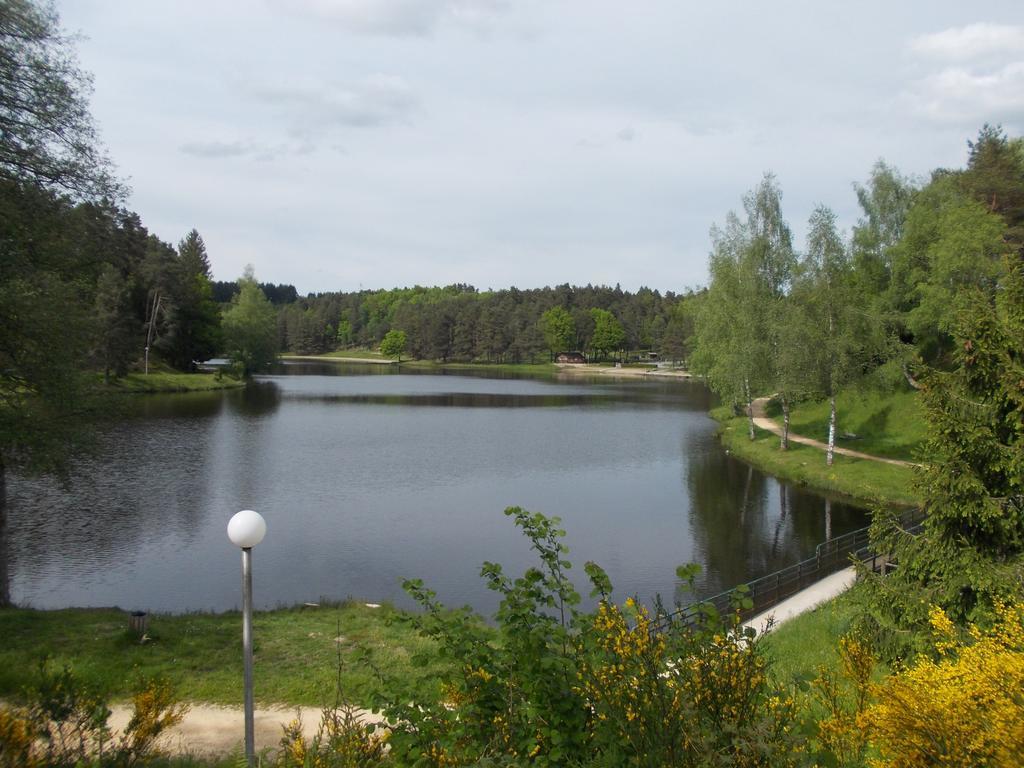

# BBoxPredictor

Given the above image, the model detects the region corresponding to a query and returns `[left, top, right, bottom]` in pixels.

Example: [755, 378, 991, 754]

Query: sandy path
[554, 364, 692, 379]
[107, 702, 384, 758]
[280, 355, 395, 364]
[749, 397, 919, 468]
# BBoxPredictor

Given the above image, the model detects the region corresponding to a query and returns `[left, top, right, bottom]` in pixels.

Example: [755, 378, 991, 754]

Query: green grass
[99, 372, 244, 394]
[715, 414, 921, 507]
[770, 389, 927, 462]
[0, 602, 452, 708]
[762, 592, 864, 687]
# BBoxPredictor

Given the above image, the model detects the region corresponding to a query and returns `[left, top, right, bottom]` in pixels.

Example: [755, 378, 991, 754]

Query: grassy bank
[0, 602, 451, 708]
[762, 592, 864, 687]
[713, 409, 921, 507]
[772, 389, 927, 462]
[100, 371, 244, 394]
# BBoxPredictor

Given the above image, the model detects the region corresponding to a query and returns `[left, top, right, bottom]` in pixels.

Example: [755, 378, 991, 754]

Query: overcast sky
[58, 1, 1024, 295]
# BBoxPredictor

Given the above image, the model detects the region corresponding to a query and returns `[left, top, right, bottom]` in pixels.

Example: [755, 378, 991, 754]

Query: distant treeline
[273, 284, 697, 362]
[211, 280, 298, 306]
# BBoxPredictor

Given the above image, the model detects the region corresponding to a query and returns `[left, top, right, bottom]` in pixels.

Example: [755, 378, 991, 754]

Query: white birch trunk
[744, 377, 755, 441]
[780, 395, 790, 450]
[826, 394, 837, 466]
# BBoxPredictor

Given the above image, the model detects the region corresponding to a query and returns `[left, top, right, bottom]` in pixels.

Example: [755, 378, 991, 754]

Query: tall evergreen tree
[155, 230, 221, 369]
[865, 254, 1024, 651]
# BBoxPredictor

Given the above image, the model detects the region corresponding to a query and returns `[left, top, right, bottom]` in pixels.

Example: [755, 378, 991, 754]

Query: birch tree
[692, 174, 793, 440]
[745, 176, 797, 448]
[692, 213, 762, 439]
[799, 206, 870, 465]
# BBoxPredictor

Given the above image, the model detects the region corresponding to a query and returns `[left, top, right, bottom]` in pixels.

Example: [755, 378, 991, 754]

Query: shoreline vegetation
[280, 352, 693, 379]
[99, 371, 245, 394]
[711, 406, 921, 508]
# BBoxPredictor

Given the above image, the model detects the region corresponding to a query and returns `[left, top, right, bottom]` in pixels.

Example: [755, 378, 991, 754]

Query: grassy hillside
[771, 389, 927, 462]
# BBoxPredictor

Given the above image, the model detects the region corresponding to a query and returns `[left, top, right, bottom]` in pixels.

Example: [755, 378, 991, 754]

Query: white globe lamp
[227, 509, 267, 766]
[227, 510, 266, 549]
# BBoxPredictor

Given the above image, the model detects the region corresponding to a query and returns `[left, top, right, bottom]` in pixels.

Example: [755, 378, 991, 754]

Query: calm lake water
[3, 364, 869, 615]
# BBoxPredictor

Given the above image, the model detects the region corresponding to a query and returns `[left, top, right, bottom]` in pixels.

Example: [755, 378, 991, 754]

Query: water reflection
[0, 480, 9, 608]
[682, 441, 867, 602]
[226, 381, 282, 417]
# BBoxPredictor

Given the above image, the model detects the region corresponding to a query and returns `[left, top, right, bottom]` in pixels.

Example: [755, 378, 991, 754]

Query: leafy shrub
[0, 660, 187, 768]
[276, 704, 387, 768]
[368, 507, 801, 767]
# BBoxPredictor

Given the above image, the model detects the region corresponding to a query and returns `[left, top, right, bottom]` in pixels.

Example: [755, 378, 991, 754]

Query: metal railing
[655, 508, 926, 632]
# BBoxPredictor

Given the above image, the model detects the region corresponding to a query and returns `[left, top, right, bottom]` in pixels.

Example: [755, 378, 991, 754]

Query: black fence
[655, 508, 926, 632]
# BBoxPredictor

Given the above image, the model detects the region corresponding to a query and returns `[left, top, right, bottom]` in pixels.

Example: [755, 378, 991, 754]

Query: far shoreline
[278, 354, 693, 380]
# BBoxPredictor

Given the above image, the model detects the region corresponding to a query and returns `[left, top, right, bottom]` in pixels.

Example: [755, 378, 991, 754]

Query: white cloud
[275, 0, 511, 37]
[905, 23, 1024, 126]
[616, 126, 636, 142]
[909, 62, 1024, 123]
[179, 138, 317, 162]
[910, 23, 1024, 61]
[179, 140, 254, 159]
[255, 74, 417, 130]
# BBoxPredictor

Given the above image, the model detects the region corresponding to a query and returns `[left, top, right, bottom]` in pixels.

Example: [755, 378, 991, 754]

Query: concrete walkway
[743, 566, 856, 635]
[749, 397, 920, 468]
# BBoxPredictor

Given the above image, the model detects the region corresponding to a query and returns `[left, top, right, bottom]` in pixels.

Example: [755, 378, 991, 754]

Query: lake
[2, 363, 869, 615]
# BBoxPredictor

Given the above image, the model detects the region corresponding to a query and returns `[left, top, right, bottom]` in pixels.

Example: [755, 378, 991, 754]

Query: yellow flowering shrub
[812, 634, 876, 766]
[579, 596, 800, 767]
[0, 663, 186, 768]
[0, 706, 39, 768]
[860, 601, 1024, 767]
[275, 702, 388, 768]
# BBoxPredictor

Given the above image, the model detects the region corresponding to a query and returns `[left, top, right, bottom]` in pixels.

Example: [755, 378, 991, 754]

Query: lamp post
[227, 509, 267, 766]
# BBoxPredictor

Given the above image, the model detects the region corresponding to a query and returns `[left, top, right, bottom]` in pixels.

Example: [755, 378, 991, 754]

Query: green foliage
[888, 175, 1008, 364]
[222, 267, 279, 377]
[154, 232, 222, 371]
[862, 253, 1024, 656]
[0, 0, 118, 198]
[278, 283, 692, 363]
[850, 160, 917, 298]
[93, 263, 136, 382]
[369, 508, 801, 767]
[588, 308, 625, 360]
[539, 306, 575, 355]
[379, 329, 407, 362]
[692, 175, 795, 414]
[0, 181, 99, 480]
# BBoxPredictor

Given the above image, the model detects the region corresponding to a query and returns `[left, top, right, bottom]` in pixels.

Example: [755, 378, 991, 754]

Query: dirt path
[749, 397, 920, 468]
[107, 702, 383, 758]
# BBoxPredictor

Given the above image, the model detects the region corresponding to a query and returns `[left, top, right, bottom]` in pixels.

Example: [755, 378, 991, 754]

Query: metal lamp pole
[228, 510, 267, 767]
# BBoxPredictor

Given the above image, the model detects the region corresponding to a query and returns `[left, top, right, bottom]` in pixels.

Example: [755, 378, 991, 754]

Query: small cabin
[555, 351, 587, 364]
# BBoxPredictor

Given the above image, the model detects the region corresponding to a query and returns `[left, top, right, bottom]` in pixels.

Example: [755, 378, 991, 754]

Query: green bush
[367, 508, 802, 767]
